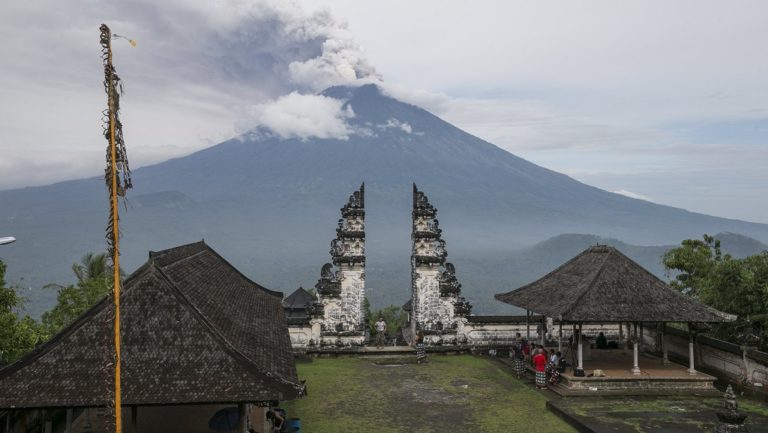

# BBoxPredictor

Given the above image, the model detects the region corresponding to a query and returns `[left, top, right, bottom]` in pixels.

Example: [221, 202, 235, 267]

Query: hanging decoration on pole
[100, 23, 134, 433]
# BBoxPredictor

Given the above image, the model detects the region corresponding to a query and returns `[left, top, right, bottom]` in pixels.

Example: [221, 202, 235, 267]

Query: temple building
[0, 242, 303, 433]
[495, 245, 735, 394]
[282, 287, 316, 320]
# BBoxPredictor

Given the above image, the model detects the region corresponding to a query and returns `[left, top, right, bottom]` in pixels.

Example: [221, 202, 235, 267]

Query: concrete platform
[552, 349, 719, 396]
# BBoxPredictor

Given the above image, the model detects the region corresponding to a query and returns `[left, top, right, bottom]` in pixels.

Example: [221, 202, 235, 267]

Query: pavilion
[495, 245, 734, 393]
[0, 241, 303, 433]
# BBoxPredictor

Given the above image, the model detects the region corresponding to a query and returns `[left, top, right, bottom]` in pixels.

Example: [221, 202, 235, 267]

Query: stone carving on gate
[410, 184, 472, 344]
[310, 184, 366, 347]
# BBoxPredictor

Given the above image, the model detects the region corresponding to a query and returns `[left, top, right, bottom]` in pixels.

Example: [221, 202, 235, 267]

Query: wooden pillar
[577, 322, 583, 370]
[43, 410, 52, 433]
[558, 322, 562, 352]
[525, 310, 530, 340]
[238, 403, 247, 433]
[688, 323, 697, 375]
[661, 323, 669, 365]
[627, 323, 633, 349]
[64, 408, 73, 433]
[639, 322, 644, 353]
[129, 407, 137, 433]
[631, 322, 641, 375]
[5, 412, 11, 433]
[540, 317, 546, 346]
[618, 321, 624, 348]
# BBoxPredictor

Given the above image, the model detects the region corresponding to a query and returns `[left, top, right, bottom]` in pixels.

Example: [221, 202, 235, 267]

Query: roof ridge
[157, 247, 209, 269]
[202, 244, 284, 298]
[152, 264, 302, 392]
[148, 240, 206, 260]
[560, 247, 613, 320]
[495, 247, 596, 304]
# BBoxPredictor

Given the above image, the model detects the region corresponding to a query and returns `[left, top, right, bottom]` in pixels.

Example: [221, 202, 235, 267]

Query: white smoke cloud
[0, 0, 381, 189]
[248, 92, 355, 140]
[285, 9, 381, 90]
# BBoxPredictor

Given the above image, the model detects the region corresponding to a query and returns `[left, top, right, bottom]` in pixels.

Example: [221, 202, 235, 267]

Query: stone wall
[642, 326, 768, 397]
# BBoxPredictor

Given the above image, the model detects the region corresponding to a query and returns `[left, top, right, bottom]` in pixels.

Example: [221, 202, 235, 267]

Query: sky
[1, 0, 767, 223]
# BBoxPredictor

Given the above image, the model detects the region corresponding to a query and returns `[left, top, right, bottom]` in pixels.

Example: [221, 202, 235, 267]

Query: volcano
[2, 84, 767, 315]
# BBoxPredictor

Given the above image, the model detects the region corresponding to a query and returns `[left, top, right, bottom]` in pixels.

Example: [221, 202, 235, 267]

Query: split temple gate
[284, 183, 738, 396]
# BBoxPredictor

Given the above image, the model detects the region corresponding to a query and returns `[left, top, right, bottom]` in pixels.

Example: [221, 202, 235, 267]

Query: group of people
[510, 333, 565, 389]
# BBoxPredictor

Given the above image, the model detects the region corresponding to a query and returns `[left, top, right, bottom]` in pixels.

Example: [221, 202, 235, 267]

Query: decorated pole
[100, 24, 133, 433]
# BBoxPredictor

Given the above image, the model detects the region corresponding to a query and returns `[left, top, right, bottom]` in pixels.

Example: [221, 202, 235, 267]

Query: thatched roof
[495, 245, 735, 323]
[0, 241, 303, 409]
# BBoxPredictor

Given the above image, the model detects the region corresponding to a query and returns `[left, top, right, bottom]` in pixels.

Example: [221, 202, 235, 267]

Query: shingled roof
[0, 241, 303, 409]
[283, 287, 316, 311]
[495, 245, 735, 323]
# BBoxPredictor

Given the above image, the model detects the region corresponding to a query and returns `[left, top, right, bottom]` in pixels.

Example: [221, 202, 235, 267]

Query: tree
[663, 234, 722, 298]
[368, 304, 409, 340]
[41, 252, 117, 339]
[0, 259, 43, 364]
[664, 235, 768, 349]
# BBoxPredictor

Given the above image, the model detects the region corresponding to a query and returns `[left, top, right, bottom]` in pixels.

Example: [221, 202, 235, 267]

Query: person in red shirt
[533, 345, 548, 389]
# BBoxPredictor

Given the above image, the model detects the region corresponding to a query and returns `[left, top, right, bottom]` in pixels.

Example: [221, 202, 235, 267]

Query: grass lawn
[281, 355, 576, 433]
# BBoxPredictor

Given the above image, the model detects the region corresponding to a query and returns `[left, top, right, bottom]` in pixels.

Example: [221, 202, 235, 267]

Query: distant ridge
[454, 232, 768, 314]
[1, 84, 767, 316]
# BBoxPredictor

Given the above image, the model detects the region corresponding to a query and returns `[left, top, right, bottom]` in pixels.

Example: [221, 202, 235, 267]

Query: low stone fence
[289, 315, 623, 351]
[287, 318, 366, 350]
[641, 326, 768, 398]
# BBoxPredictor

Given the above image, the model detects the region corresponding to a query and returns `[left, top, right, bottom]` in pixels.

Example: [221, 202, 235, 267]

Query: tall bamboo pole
[101, 23, 132, 433]
[106, 29, 122, 433]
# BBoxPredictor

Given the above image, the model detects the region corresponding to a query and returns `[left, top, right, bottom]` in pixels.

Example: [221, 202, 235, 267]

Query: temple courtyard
[282, 354, 768, 433]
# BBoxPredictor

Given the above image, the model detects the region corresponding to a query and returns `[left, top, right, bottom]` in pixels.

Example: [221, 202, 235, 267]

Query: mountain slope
[1, 84, 767, 316]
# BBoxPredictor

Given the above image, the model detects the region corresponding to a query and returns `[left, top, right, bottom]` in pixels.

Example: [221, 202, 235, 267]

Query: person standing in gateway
[375, 315, 387, 349]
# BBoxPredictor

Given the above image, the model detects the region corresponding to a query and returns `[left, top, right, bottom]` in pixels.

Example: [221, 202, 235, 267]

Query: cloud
[248, 92, 354, 140]
[379, 83, 450, 113]
[0, 0, 380, 189]
[613, 190, 654, 202]
[378, 118, 413, 134]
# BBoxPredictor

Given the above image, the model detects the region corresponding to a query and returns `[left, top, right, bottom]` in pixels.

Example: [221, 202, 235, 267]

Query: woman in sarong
[511, 334, 525, 378]
[415, 331, 427, 364]
[533, 345, 547, 389]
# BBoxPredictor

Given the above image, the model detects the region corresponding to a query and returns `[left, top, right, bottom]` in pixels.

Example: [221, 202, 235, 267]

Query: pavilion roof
[282, 287, 316, 310]
[0, 241, 303, 409]
[494, 245, 735, 323]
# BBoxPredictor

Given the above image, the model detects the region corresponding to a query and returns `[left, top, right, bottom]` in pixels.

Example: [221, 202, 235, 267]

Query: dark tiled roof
[0, 241, 302, 408]
[402, 299, 412, 312]
[282, 287, 316, 310]
[495, 245, 735, 323]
